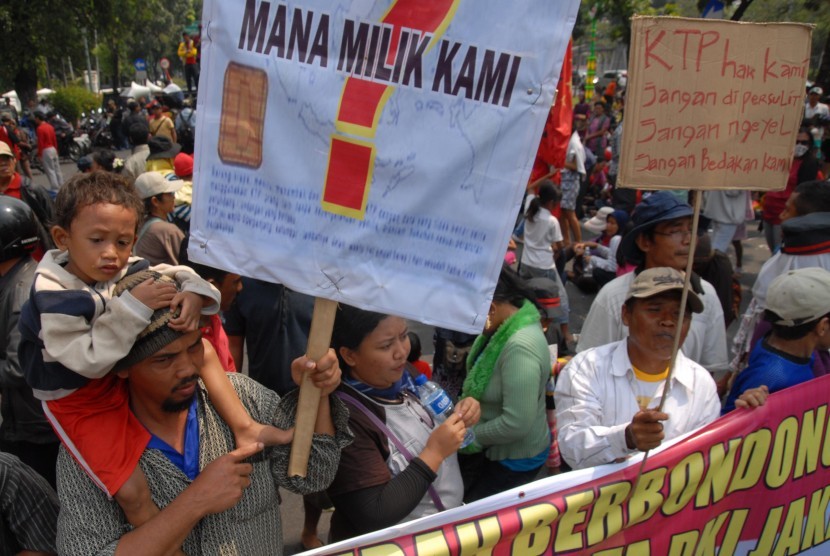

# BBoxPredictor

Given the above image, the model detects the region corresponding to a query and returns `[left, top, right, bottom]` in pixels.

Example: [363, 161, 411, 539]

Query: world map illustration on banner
[189, 0, 579, 332]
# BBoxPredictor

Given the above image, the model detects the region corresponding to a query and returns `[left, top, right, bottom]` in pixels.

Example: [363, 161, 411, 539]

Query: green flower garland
[460, 300, 541, 401]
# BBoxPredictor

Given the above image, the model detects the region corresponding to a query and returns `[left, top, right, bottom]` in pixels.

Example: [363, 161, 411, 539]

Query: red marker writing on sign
[322, 0, 460, 219]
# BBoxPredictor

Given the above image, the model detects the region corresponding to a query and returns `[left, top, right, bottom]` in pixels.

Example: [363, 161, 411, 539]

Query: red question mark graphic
[322, 0, 460, 219]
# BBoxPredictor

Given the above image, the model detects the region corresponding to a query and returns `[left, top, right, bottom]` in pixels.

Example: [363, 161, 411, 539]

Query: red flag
[530, 39, 573, 182]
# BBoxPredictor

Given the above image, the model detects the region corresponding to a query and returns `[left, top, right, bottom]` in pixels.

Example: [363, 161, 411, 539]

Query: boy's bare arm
[199, 340, 293, 447]
[149, 264, 221, 314]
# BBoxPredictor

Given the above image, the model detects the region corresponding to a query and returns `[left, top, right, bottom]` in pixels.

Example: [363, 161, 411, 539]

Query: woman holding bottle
[325, 304, 480, 542]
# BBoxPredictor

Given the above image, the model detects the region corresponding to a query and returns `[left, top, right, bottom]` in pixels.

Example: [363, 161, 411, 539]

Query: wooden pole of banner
[288, 297, 338, 478]
[628, 189, 703, 497]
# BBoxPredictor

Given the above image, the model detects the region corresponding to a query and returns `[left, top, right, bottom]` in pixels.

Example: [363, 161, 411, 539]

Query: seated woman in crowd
[133, 171, 185, 265]
[459, 265, 551, 502]
[569, 208, 629, 293]
[326, 304, 480, 542]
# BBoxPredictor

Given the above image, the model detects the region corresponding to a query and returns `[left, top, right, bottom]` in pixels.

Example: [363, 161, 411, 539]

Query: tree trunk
[612, 0, 634, 51]
[817, 35, 830, 90]
[111, 41, 120, 93]
[13, 66, 38, 109]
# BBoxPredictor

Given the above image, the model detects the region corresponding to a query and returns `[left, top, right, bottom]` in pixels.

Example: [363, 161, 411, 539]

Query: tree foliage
[0, 0, 200, 104]
[50, 86, 100, 123]
[0, 1, 87, 105]
[576, 0, 829, 83]
[581, 0, 688, 49]
[79, 0, 198, 90]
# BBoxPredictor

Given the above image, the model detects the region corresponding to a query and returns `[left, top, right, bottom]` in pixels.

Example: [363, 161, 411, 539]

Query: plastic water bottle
[414, 374, 475, 448]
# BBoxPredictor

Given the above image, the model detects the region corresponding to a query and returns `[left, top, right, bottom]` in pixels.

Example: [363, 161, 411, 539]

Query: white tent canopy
[1, 90, 21, 112]
[162, 82, 185, 104]
[120, 81, 165, 99]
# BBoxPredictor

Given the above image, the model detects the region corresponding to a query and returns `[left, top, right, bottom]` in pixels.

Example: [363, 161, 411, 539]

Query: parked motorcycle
[69, 131, 92, 161]
[81, 109, 113, 150]
[54, 130, 90, 162]
[47, 112, 90, 162]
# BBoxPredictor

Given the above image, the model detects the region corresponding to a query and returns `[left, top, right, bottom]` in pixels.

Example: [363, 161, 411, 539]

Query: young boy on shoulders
[18, 171, 290, 541]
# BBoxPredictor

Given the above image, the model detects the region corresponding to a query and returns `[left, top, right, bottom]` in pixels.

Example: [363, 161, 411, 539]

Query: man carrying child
[18, 172, 296, 552]
[54, 269, 351, 554]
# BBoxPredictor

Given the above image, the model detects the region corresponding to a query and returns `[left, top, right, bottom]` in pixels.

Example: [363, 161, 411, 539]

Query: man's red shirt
[0, 125, 14, 153]
[2, 171, 22, 199]
[36, 122, 58, 157]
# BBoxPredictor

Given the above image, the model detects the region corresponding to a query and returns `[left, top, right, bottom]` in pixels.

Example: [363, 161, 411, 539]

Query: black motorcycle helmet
[0, 197, 39, 262]
[77, 155, 93, 173]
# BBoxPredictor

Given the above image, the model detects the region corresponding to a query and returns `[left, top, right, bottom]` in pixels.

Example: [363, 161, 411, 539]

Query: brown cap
[625, 267, 703, 313]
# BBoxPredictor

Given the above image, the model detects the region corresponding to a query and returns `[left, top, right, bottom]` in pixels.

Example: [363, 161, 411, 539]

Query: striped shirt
[56, 374, 353, 555]
[19, 251, 221, 400]
[0, 452, 59, 555]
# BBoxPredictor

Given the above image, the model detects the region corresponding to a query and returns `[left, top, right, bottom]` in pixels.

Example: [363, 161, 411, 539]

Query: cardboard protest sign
[307, 375, 830, 555]
[189, 0, 579, 332]
[619, 17, 812, 191]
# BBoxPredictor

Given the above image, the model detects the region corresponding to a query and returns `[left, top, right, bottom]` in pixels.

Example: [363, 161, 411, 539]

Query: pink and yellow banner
[309, 375, 830, 555]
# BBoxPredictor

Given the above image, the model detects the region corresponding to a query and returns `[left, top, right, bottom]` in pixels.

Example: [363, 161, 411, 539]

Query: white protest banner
[189, 0, 579, 332]
[619, 17, 812, 191]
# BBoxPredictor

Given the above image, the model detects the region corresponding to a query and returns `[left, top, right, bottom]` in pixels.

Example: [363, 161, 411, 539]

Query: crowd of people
[502, 80, 830, 478]
[0, 62, 828, 554]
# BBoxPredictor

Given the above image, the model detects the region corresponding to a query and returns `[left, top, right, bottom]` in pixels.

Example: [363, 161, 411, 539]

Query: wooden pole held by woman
[288, 297, 338, 478]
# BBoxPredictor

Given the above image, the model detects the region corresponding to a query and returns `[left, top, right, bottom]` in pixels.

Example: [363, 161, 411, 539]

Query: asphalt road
[33, 159, 772, 553]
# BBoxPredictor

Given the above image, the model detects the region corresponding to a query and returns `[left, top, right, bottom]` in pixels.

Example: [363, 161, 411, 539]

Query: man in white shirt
[805, 87, 829, 143]
[576, 192, 729, 375]
[804, 86, 829, 121]
[123, 124, 151, 183]
[559, 116, 587, 247]
[556, 267, 721, 470]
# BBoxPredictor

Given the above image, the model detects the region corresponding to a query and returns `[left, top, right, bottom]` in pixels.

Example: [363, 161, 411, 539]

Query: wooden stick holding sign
[288, 297, 338, 478]
[656, 190, 701, 413]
